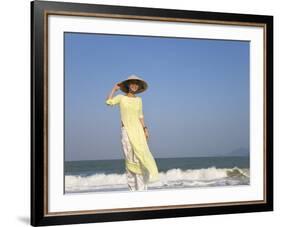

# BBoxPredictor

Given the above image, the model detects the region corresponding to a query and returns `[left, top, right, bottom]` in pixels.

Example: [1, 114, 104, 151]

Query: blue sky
[64, 32, 249, 161]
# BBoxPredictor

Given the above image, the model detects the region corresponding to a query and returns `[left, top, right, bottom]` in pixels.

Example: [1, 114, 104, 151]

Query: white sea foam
[65, 166, 250, 193]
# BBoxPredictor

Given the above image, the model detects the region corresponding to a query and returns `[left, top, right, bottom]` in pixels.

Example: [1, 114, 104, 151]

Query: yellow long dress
[105, 94, 160, 183]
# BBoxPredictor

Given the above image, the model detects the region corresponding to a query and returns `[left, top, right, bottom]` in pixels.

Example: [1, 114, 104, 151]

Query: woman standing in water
[105, 74, 160, 191]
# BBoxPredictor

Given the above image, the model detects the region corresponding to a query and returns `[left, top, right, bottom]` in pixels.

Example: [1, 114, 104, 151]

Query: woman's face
[128, 81, 139, 93]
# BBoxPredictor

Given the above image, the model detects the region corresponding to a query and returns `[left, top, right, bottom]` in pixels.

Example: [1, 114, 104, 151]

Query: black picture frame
[31, 0, 274, 226]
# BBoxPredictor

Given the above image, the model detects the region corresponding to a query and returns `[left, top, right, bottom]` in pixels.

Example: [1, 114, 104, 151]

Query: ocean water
[64, 156, 250, 193]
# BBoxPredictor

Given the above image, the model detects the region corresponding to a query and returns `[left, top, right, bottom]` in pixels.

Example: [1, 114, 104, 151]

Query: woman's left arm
[139, 98, 149, 140]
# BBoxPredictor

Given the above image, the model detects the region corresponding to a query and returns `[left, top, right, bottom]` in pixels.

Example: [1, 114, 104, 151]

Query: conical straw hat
[118, 74, 148, 94]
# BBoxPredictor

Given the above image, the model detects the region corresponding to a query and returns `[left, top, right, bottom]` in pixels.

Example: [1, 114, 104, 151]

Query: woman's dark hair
[125, 83, 129, 90]
[127, 80, 141, 87]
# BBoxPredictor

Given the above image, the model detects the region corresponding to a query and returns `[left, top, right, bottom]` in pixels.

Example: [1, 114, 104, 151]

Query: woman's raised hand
[114, 83, 121, 91]
[106, 83, 120, 101]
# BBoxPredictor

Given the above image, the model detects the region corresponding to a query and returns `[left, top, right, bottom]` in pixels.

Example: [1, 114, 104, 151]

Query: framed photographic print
[31, 0, 273, 226]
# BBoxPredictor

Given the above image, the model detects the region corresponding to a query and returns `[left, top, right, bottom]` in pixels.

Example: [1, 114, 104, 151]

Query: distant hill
[227, 147, 249, 156]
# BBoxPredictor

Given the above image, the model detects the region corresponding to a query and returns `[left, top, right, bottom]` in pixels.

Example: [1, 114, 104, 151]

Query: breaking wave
[65, 166, 250, 193]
